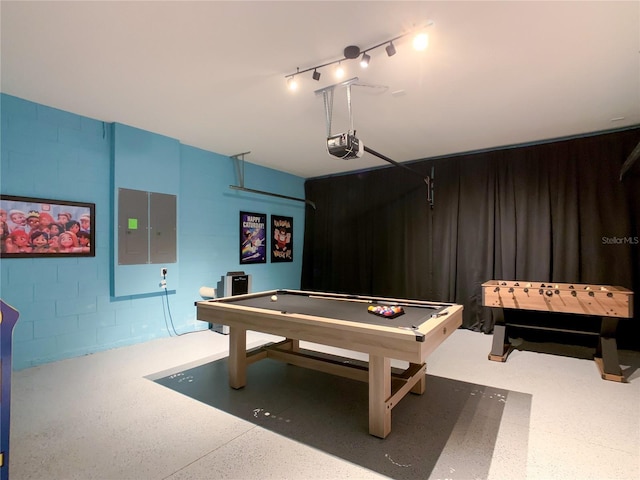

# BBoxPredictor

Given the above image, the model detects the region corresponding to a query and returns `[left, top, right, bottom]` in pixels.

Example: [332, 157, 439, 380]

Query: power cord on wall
[161, 287, 180, 336]
[160, 272, 203, 337]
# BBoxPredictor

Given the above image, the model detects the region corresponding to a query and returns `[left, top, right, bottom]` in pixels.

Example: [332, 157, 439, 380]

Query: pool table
[195, 289, 463, 438]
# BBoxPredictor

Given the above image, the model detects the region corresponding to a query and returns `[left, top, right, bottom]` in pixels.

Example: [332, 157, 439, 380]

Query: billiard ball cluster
[367, 305, 404, 318]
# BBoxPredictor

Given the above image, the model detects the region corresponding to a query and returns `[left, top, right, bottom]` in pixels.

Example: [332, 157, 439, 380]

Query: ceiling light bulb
[385, 42, 396, 57]
[335, 63, 345, 79]
[287, 76, 298, 91]
[360, 52, 371, 68]
[413, 33, 429, 51]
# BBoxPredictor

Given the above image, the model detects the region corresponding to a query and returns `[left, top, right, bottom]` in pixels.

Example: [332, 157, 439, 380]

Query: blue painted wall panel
[113, 123, 181, 192]
[78, 311, 116, 330]
[11, 321, 33, 343]
[33, 282, 79, 301]
[1, 94, 305, 370]
[34, 316, 79, 339]
[55, 330, 99, 357]
[112, 123, 181, 296]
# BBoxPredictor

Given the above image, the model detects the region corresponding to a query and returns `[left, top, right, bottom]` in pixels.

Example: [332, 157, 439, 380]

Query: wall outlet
[161, 267, 168, 277]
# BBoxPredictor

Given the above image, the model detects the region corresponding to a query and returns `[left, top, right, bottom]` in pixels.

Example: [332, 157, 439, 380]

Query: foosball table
[482, 280, 634, 382]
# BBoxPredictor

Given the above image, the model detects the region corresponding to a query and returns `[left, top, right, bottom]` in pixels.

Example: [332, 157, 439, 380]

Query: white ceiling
[2, 1, 639, 179]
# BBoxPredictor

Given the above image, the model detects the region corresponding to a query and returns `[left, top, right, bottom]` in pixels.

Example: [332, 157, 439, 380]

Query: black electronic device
[219, 271, 250, 297]
[210, 271, 252, 334]
[327, 133, 363, 160]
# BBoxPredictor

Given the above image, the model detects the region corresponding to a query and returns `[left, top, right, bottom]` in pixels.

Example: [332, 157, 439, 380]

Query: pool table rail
[196, 290, 462, 364]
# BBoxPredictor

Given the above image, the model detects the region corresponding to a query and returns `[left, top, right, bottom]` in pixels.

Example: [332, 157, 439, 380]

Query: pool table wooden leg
[286, 338, 300, 352]
[369, 355, 391, 438]
[228, 326, 247, 389]
[410, 363, 426, 394]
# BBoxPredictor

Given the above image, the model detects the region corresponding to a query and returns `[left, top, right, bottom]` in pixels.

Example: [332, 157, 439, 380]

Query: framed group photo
[1, 194, 95, 258]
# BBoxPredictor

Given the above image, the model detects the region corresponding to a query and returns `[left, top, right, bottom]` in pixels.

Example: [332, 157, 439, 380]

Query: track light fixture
[360, 52, 371, 68]
[385, 42, 396, 57]
[284, 22, 434, 89]
[413, 33, 429, 51]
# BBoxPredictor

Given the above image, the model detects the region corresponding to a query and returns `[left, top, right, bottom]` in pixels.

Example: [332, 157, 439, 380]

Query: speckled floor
[9, 328, 640, 480]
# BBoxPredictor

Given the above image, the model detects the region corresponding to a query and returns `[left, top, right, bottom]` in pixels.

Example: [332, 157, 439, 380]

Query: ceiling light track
[284, 22, 434, 88]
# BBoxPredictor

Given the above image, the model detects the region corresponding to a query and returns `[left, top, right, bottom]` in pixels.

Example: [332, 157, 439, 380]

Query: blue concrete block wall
[0, 94, 306, 369]
[177, 144, 306, 297]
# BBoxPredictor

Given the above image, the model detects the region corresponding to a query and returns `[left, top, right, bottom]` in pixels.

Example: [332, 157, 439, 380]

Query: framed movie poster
[239, 211, 266, 264]
[0, 194, 95, 258]
[271, 215, 293, 262]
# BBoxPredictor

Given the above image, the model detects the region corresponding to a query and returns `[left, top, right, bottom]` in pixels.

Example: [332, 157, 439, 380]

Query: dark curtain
[302, 128, 640, 348]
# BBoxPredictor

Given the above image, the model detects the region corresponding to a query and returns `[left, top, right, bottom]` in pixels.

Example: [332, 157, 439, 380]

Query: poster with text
[240, 211, 266, 264]
[271, 215, 293, 262]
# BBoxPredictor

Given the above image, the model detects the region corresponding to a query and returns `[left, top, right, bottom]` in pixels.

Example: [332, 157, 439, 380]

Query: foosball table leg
[488, 308, 513, 362]
[594, 317, 625, 383]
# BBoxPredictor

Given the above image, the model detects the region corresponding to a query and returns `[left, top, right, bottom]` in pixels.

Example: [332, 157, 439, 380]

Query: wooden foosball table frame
[482, 280, 634, 382]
